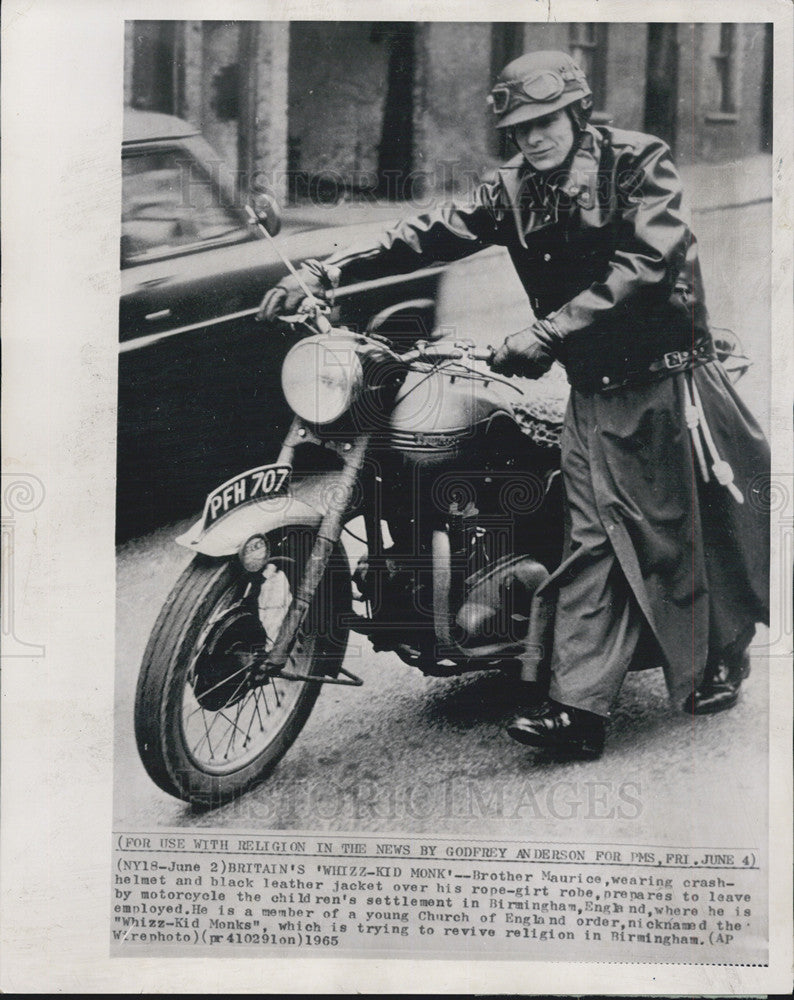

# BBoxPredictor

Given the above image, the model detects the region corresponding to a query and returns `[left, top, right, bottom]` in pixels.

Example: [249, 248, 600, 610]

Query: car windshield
[121, 147, 247, 265]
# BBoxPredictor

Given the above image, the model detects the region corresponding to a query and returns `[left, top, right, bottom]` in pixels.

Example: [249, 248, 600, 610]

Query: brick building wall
[677, 22, 771, 164]
[199, 22, 241, 175]
[412, 22, 494, 193]
[287, 23, 391, 184]
[124, 20, 773, 200]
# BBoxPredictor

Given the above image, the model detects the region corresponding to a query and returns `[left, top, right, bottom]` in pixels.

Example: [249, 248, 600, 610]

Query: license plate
[201, 464, 291, 530]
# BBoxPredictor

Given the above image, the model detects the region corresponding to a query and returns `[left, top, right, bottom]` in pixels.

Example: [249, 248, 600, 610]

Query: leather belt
[647, 345, 716, 374]
[593, 343, 716, 393]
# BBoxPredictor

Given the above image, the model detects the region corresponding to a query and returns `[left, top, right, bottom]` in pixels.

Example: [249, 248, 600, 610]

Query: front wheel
[134, 527, 351, 808]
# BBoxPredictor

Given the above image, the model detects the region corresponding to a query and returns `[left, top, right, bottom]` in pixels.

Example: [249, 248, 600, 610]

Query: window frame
[120, 138, 253, 269]
[705, 22, 742, 124]
[712, 23, 738, 116]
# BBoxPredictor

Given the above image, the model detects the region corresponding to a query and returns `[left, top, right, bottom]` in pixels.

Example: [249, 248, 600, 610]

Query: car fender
[175, 473, 345, 557]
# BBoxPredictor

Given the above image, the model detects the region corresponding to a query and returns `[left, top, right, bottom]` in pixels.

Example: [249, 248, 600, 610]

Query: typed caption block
[111, 832, 766, 964]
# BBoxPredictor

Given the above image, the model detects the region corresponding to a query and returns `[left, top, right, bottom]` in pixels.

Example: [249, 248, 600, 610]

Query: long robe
[540, 361, 769, 713]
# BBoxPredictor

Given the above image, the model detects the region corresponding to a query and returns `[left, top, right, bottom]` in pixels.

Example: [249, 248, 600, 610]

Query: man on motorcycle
[258, 50, 770, 759]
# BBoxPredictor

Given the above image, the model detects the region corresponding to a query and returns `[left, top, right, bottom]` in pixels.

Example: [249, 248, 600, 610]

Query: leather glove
[490, 321, 561, 379]
[256, 259, 341, 322]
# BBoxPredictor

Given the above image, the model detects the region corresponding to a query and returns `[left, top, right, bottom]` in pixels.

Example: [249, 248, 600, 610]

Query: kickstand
[274, 664, 364, 686]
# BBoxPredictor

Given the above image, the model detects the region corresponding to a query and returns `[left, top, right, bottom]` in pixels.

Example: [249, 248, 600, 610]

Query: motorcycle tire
[134, 526, 351, 808]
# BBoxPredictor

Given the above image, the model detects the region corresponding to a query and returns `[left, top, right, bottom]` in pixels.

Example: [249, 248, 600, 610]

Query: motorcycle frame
[175, 337, 556, 680]
[262, 424, 370, 675]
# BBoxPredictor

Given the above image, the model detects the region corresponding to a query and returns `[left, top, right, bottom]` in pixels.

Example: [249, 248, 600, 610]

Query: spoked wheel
[134, 527, 350, 808]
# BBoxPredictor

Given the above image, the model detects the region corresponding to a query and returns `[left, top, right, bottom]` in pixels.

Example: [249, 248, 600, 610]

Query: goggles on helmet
[488, 66, 586, 117]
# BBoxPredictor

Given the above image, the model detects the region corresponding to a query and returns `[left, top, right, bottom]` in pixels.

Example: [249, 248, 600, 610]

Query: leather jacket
[327, 124, 714, 392]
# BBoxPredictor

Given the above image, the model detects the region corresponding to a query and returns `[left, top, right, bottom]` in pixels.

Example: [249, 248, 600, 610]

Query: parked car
[118, 110, 441, 539]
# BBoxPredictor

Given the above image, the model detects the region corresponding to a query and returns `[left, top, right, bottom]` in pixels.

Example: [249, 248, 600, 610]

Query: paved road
[115, 522, 769, 845]
[114, 199, 772, 845]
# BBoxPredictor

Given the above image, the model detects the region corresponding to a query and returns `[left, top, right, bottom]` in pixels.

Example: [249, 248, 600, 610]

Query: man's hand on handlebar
[256, 259, 341, 323]
[490, 321, 561, 379]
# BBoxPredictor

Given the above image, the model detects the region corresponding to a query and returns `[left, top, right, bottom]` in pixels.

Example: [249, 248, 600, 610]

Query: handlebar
[397, 340, 495, 366]
[278, 311, 504, 377]
[469, 346, 497, 364]
[393, 339, 521, 394]
[278, 314, 496, 367]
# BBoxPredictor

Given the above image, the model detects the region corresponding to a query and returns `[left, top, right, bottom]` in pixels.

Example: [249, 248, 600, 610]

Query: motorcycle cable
[246, 205, 333, 328]
[395, 358, 525, 405]
[390, 358, 467, 406]
[439, 361, 526, 396]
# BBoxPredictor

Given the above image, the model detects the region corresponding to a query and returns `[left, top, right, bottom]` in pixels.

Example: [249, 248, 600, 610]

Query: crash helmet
[488, 50, 593, 130]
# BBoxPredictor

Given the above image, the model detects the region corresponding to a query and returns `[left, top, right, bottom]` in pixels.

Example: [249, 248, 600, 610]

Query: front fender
[175, 473, 346, 557]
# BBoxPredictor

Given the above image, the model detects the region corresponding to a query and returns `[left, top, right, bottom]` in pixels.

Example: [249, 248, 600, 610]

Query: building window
[131, 21, 178, 113]
[569, 23, 608, 114]
[713, 23, 738, 114]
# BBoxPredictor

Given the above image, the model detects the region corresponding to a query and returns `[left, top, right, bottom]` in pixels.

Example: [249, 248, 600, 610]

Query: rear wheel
[134, 527, 350, 807]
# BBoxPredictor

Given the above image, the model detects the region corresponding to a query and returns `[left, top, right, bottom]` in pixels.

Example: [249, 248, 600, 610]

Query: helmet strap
[567, 96, 593, 131]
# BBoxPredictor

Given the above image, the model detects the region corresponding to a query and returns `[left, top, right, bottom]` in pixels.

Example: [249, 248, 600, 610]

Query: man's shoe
[511, 681, 551, 719]
[726, 650, 751, 684]
[506, 701, 606, 758]
[682, 653, 751, 715]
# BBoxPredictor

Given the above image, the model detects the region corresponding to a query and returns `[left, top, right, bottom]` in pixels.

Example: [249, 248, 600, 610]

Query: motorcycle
[134, 207, 570, 808]
[134, 200, 751, 809]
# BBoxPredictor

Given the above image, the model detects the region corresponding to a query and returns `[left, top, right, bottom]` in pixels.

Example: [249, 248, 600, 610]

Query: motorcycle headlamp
[281, 334, 364, 425]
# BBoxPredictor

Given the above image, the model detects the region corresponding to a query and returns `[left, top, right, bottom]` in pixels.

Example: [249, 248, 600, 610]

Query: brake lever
[278, 299, 333, 333]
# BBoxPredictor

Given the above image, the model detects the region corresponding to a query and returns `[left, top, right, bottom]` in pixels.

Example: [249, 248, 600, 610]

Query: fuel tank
[388, 363, 515, 467]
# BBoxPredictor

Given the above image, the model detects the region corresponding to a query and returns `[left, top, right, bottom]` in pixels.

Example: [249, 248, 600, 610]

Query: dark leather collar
[497, 125, 605, 246]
